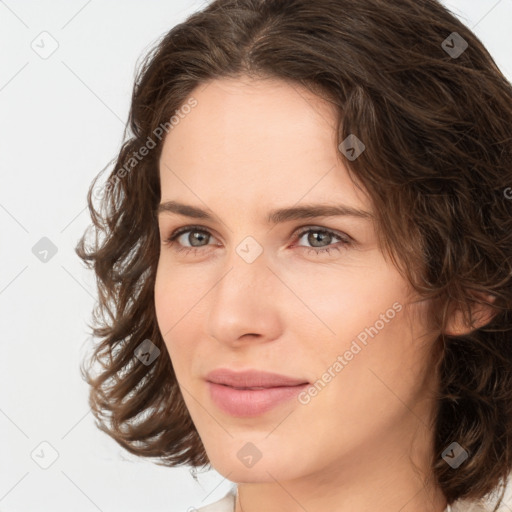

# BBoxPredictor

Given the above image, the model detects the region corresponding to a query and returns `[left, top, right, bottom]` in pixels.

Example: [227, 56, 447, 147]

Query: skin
[154, 76, 450, 512]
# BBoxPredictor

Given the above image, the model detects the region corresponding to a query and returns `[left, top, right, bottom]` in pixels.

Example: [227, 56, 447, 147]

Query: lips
[205, 368, 310, 417]
[205, 368, 309, 388]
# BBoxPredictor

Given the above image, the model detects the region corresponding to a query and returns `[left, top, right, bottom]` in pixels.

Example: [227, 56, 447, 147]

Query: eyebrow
[156, 200, 373, 224]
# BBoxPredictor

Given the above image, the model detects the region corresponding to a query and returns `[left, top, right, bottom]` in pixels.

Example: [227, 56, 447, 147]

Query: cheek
[285, 255, 404, 341]
[154, 263, 196, 365]
[154, 259, 200, 329]
[288, 260, 426, 397]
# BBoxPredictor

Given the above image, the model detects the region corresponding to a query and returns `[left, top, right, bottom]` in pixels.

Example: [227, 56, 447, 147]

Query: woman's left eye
[293, 227, 352, 255]
[162, 225, 352, 256]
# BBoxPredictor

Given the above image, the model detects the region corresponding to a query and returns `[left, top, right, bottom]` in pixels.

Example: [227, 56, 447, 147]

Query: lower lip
[207, 382, 309, 417]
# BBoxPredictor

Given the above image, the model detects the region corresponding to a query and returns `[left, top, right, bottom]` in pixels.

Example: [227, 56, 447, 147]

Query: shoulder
[449, 497, 506, 512]
[191, 486, 236, 512]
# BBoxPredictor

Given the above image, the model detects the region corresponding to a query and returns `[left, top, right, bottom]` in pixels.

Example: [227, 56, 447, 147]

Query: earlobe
[443, 293, 497, 336]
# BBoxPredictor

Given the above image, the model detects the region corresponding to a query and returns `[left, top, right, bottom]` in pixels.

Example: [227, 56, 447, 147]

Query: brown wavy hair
[75, 0, 512, 509]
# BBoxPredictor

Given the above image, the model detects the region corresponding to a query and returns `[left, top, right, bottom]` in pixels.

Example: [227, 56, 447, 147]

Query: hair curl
[76, 0, 512, 509]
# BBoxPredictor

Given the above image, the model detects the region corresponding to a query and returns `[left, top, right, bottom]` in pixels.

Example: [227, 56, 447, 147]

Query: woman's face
[154, 76, 439, 488]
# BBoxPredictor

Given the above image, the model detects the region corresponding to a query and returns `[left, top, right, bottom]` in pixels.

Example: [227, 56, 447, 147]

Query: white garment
[192, 485, 492, 512]
[194, 485, 236, 512]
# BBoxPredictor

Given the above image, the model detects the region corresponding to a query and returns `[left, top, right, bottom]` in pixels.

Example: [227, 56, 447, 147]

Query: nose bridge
[213, 237, 271, 312]
[217, 229, 270, 292]
[207, 236, 282, 343]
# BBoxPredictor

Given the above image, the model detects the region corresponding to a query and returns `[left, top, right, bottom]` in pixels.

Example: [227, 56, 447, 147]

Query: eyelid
[165, 224, 220, 243]
[293, 225, 353, 244]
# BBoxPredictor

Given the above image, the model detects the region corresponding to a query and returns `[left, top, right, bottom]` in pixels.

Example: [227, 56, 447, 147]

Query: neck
[235, 476, 447, 512]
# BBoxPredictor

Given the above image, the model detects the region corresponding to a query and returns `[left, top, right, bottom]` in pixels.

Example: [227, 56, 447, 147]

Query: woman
[76, 1, 512, 511]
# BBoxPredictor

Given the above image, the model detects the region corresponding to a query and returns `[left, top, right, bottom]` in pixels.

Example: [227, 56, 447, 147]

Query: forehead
[158, 76, 368, 213]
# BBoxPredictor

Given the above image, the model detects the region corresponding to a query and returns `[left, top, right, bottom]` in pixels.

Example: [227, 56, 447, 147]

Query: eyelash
[162, 225, 352, 257]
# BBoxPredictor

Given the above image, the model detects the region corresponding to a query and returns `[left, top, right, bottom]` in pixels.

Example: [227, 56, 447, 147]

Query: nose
[207, 247, 283, 346]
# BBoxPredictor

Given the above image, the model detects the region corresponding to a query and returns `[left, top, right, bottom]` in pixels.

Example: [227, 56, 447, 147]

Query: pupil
[309, 231, 329, 247]
[190, 231, 207, 247]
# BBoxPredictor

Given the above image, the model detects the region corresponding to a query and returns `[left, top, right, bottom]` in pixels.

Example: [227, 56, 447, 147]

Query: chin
[205, 445, 303, 483]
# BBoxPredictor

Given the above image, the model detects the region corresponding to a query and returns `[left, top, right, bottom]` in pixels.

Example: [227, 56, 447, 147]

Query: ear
[443, 292, 497, 336]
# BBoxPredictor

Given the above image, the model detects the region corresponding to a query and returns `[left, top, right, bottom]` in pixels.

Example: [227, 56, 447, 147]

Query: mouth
[205, 368, 309, 388]
[224, 385, 275, 390]
[207, 381, 310, 417]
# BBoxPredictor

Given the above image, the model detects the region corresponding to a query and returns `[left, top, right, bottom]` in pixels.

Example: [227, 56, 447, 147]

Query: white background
[1, 1, 511, 511]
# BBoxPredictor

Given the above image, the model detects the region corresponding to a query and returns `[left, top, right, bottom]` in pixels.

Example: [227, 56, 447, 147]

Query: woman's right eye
[163, 226, 217, 255]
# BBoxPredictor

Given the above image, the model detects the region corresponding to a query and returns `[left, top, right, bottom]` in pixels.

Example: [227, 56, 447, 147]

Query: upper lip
[206, 368, 309, 388]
